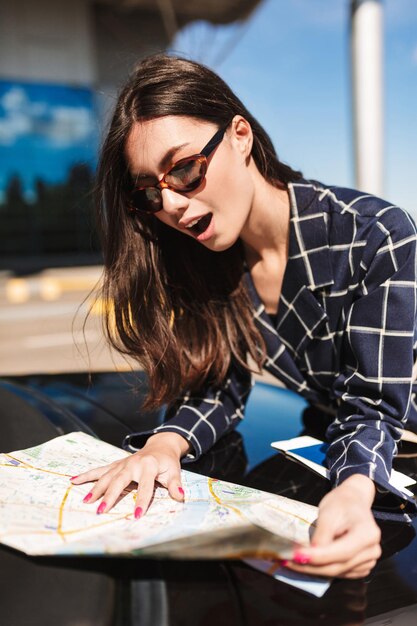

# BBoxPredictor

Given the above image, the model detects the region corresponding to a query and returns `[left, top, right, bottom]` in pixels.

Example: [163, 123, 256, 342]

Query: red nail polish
[293, 551, 311, 565]
[70, 476, 78, 480]
[178, 487, 184, 496]
[134, 507, 143, 519]
[97, 501, 107, 514]
[280, 560, 289, 567]
[83, 492, 93, 503]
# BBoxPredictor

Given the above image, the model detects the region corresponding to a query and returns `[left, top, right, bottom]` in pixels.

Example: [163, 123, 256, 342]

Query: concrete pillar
[351, 0, 384, 196]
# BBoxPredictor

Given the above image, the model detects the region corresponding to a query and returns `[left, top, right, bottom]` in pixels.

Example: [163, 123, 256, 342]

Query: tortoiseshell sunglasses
[128, 122, 230, 214]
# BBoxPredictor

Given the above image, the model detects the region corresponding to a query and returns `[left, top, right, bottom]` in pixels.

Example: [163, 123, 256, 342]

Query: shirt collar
[286, 179, 334, 292]
[243, 179, 334, 355]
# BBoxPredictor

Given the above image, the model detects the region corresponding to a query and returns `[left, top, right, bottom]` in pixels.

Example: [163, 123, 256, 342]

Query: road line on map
[60, 514, 132, 537]
[208, 478, 315, 528]
[57, 486, 72, 541]
[208, 478, 245, 518]
[262, 501, 317, 528]
[3, 454, 78, 478]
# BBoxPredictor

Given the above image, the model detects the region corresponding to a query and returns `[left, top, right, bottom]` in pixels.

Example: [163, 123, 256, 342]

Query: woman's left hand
[284, 474, 382, 579]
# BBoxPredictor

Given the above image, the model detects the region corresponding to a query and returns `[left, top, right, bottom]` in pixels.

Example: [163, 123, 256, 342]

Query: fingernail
[280, 560, 289, 567]
[293, 551, 311, 565]
[70, 476, 78, 480]
[134, 506, 143, 519]
[178, 487, 184, 496]
[83, 492, 93, 503]
[97, 501, 107, 514]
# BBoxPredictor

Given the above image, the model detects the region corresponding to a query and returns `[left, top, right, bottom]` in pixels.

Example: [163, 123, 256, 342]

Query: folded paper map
[0, 432, 319, 559]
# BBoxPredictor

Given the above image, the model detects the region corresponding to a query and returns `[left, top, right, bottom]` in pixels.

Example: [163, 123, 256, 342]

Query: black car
[1, 371, 417, 626]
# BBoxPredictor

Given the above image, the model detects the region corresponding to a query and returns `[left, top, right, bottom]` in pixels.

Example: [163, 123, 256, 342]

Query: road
[0, 266, 133, 375]
[0, 265, 280, 386]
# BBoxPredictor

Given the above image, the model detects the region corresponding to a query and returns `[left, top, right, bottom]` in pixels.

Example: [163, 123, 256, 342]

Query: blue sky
[170, 0, 417, 217]
[0, 81, 97, 202]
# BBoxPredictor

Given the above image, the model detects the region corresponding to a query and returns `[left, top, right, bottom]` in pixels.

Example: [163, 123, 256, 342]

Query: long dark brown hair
[95, 53, 302, 409]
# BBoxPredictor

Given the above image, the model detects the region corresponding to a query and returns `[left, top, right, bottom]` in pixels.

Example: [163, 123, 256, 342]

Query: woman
[72, 54, 417, 579]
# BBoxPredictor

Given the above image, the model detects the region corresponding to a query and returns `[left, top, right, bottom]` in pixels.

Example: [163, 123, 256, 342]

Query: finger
[299, 523, 381, 566]
[133, 470, 158, 519]
[95, 468, 136, 514]
[70, 461, 118, 484]
[343, 559, 378, 579]
[82, 466, 121, 505]
[167, 475, 185, 501]
[286, 546, 381, 578]
[310, 509, 344, 547]
[148, 458, 183, 502]
[285, 558, 342, 577]
[285, 561, 354, 578]
[285, 560, 348, 578]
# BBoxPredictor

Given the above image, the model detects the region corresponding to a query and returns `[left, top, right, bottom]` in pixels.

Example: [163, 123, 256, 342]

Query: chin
[202, 237, 238, 253]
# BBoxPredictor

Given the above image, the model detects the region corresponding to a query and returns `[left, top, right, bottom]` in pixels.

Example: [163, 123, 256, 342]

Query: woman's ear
[230, 115, 253, 160]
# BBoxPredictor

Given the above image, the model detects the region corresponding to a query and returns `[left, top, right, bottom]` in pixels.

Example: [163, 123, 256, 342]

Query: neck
[240, 164, 291, 268]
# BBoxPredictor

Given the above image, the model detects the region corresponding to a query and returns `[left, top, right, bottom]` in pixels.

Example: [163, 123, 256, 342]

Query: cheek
[215, 164, 254, 217]
[200, 168, 254, 251]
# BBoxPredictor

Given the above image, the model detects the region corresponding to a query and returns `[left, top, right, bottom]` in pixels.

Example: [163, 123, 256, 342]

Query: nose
[161, 187, 190, 215]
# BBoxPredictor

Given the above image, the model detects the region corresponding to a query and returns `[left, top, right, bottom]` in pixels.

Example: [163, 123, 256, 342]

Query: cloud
[0, 85, 95, 147]
[0, 111, 31, 145]
[2, 86, 29, 111]
[44, 106, 94, 146]
[0, 87, 32, 144]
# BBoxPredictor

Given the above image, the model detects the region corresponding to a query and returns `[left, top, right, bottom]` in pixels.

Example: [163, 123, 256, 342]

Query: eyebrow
[134, 142, 191, 180]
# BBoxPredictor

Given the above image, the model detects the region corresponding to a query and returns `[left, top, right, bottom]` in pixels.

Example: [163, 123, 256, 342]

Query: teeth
[185, 217, 202, 228]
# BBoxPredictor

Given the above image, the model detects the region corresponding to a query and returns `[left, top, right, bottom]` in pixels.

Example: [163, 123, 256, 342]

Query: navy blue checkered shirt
[123, 180, 417, 521]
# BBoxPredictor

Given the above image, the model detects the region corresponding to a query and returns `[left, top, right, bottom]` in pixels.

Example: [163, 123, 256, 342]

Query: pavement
[0, 264, 281, 386]
[0, 265, 134, 376]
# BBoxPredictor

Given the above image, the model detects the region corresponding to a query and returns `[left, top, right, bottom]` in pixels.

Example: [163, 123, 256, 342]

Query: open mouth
[186, 213, 213, 235]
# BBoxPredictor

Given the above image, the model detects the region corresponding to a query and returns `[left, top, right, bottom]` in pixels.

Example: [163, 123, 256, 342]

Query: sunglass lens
[130, 187, 162, 213]
[165, 157, 207, 191]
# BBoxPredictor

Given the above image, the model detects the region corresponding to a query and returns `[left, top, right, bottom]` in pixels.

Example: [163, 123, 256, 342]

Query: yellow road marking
[57, 485, 71, 541]
[262, 501, 317, 528]
[208, 478, 245, 518]
[3, 454, 75, 479]
[208, 478, 315, 528]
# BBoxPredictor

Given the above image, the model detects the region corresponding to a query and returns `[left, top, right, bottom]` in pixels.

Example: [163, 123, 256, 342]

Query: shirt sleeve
[122, 360, 253, 462]
[326, 206, 417, 521]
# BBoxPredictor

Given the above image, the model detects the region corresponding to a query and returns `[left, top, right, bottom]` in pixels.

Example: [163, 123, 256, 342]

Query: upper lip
[178, 213, 209, 229]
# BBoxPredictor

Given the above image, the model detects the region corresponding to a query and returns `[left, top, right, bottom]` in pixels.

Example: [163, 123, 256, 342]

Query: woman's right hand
[70, 432, 190, 519]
